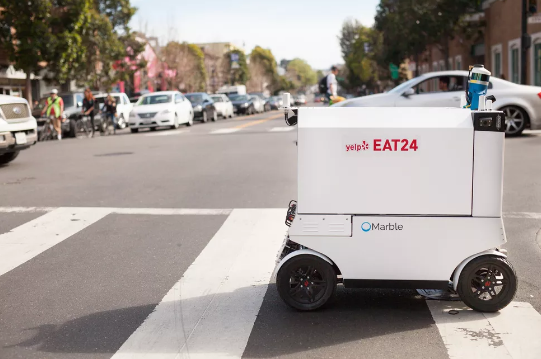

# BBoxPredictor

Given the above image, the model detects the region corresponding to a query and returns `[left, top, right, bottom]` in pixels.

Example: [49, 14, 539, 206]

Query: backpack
[318, 75, 328, 94]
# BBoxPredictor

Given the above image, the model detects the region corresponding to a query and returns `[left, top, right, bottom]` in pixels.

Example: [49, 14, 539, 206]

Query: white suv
[94, 92, 133, 129]
[0, 95, 37, 165]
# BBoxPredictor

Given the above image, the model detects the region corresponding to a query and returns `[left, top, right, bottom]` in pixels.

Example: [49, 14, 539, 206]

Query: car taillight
[538, 92, 541, 99]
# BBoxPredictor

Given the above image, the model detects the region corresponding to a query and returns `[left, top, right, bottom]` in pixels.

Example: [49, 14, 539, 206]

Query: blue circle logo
[361, 222, 371, 232]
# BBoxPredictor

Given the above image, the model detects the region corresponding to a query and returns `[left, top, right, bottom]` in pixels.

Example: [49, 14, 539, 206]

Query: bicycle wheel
[82, 119, 93, 138]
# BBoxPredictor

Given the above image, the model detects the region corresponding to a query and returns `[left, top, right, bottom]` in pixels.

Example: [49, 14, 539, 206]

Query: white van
[217, 85, 247, 96]
[0, 95, 37, 165]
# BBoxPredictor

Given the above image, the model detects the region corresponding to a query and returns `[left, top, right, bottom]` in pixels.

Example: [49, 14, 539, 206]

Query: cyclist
[82, 88, 96, 137]
[41, 89, 64, 140]
[104, 94, 117, 134]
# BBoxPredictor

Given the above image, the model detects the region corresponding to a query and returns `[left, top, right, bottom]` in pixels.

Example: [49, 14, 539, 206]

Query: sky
[129, 0, 380, 70]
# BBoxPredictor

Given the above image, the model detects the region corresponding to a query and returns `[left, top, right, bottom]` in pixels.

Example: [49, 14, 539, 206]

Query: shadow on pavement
[5, 284, 445, 358]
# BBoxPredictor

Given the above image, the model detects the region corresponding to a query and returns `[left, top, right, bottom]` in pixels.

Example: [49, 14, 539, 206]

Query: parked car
[229, 94, 256, 115]
[0, 95, 37, 165]
[294, 94, 307, 106]
[185, 93, 218, 122]
[268, 96, 283, 110]
[210, 94, 234, 118]
[249, 92, 271, 111]
[333, 70, 541, 136]
[94, 93, 133, 129]
[217, 85, 247, 96]
[250, 95, 265, 113]
[128, 91, 194, 133]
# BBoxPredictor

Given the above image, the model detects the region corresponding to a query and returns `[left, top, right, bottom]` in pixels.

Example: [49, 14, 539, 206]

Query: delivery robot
[275, 88, 517, 313]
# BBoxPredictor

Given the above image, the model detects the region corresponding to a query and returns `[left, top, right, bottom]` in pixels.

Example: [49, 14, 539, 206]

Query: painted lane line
[427, 301, 541, 359]
[234, 114, 282, 129]
[111, 209, 286, 359]
[269, 127, 295, 132]
[145, 130, 189, 137]
[0, 207, 56, 213]
[233, 110, 279, 121]
[0, 207, 112, 277]
[210, 128, 241, 134]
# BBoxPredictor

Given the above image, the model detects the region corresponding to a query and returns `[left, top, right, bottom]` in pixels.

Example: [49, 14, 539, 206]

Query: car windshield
[229, 95, 249, 101]
[137, 94, 172, 105]
[387, 77, 423, 94]
[60, 95, 74, 108]
[210, 96, 221, 101]
[185, 94, 203, 103]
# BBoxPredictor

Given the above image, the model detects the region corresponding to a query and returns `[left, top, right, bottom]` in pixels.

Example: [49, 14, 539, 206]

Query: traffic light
[529, 0, 537, 15]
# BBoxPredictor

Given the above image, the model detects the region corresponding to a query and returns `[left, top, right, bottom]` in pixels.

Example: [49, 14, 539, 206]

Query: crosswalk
[1, 207, 541, 358]
[143, 127, 295, 137]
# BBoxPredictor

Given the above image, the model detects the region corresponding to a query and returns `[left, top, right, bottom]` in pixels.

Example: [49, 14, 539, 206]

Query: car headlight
[161, 109, 172, 114]
[241, 103, 249, 108]
[194, 105, 202, 112]
[129, 112, 137, 118]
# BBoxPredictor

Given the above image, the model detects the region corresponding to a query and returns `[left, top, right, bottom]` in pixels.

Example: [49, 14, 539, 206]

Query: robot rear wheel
[457, 255, 517, 312]
[277, 254, 337, 311]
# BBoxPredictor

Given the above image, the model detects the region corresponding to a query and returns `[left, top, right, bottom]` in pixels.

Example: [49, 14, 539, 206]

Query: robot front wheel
[276, 254, 337, 311]
[457, 255, 518, 312]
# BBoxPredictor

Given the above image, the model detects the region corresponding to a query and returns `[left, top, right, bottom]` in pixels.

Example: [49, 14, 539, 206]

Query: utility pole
[521, 0, 530, 84]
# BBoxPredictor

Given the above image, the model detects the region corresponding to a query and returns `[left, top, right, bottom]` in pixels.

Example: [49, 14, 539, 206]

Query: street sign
[389, 63, 399, 80]
[230, 53, 239, 62]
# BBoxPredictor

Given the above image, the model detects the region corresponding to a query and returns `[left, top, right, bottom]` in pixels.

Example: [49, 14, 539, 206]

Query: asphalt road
[0, 108, 540, 359]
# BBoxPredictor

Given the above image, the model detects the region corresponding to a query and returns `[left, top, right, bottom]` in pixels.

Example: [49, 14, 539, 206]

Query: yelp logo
[345, 141, 370, 152]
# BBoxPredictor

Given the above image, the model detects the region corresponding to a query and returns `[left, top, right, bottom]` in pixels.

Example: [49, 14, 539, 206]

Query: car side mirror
[77, 101, 83, 108]
[403, 88, 415, 97]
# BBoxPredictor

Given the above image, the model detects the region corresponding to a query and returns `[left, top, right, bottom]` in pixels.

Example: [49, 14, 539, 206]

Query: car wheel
[130, 128, 139, 133]
[457, 256, 517, 312]
[171, 113, 179, 129]
[212, 110, 218, 122]
[202, 111, 208, 123]
[276, 254, 337, 311]
[501, 106, 527, 136]
[118, 114, 127, 129]
[0, 151, 20, 165]
[68, 119, 77, 138]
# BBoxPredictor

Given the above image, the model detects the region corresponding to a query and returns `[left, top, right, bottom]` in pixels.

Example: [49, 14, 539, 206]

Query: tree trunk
[25, 71, 33, 108]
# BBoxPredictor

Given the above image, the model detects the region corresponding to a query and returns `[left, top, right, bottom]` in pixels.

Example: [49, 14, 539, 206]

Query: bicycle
[39, 116, 58, 141]
[77, 115, 94, 138]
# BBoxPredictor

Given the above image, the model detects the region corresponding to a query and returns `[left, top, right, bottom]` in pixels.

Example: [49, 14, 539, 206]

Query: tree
[162, 42, 207, 92]
[222, 49, 249, 85]
[286, 58, 317, 90]
[247, 46, 278, 93]
[0, 0, 89, 105]
[338, 20, 382, 91]
[68, 0, 142, 90]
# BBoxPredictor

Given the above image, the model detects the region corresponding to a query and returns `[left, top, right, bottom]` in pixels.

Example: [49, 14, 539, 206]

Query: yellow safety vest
[46, 97, 61, 117]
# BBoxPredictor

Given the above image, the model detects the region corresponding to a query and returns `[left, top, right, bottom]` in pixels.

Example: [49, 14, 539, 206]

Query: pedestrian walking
[105, 94, 117, 134]
[41, 89, 64, 140]
[82, 88, 96, 137]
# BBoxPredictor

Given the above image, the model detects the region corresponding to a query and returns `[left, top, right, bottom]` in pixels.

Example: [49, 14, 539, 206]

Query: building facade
[196, 42, 243, 93]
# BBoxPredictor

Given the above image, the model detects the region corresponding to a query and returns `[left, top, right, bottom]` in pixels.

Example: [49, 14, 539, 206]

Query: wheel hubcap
[504, 107, 524, 134]
[469, 264, 508, 301]
[289, 266, 327, 304]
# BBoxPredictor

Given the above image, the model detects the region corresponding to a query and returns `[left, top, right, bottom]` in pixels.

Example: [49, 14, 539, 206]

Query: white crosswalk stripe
[1, 207, 541, 358]
[111, 208, 285, 359]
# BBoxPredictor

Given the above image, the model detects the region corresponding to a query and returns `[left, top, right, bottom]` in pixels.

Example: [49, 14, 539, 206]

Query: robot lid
[470, 64, 491, 83]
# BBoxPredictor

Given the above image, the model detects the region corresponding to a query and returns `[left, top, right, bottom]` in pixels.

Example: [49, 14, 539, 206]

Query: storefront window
[511, 48, 519, 83]
[535, 43, 541, 86]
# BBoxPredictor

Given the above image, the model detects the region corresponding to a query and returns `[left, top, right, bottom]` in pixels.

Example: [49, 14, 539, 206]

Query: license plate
[15, 132, 27, 144]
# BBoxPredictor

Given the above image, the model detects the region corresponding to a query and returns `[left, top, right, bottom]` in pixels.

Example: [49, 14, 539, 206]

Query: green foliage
[248, 46, 280, 92]
[0, 0, 89, 94]
[249, 46, 278, 77]
[338, 19, 381, 90]
[375, 0, 484, 72]
[163, 42, 207, 92]
[287, 58, 317, 88]
[223, 49, 249, 85]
